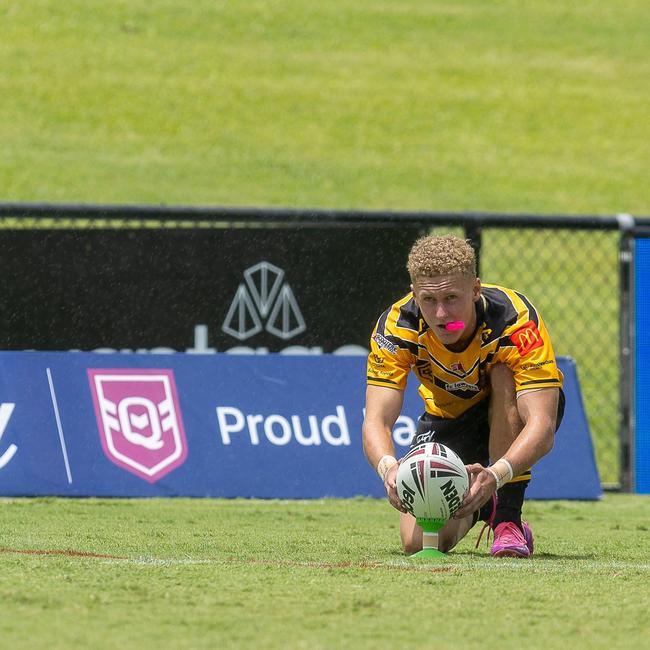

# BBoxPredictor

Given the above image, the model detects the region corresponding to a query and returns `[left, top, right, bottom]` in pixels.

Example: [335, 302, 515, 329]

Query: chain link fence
[424, 223, 621, 486]
[2, 203, 645, 488]
[480, 228, 621, 486]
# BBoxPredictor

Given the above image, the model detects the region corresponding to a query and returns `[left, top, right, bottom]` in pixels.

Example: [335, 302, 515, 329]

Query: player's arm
[500, 387, 558, 475]
[455, 387, 558, 518]
[362, 384, 406, 512]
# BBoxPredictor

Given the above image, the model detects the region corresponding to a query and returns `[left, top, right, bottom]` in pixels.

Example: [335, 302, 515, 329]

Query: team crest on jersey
[373, 332, 397, 354]
[450, 362, 465, 373]
[510, 320, 544, 356]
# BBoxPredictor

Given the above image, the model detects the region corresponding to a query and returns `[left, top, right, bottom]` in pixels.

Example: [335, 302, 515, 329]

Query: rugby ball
[397, 442, 469, 521]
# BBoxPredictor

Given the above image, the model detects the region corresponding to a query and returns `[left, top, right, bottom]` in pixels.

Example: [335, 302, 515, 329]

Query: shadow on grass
[527, 552, 597, 561]
[392, 549, 597, 562]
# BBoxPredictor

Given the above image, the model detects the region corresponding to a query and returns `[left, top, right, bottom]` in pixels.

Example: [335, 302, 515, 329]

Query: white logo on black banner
[222, 262, 306, 341]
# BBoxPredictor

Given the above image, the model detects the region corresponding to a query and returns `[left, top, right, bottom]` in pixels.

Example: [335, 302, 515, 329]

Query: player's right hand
[453, 463, 496, 519]
[384, 462, 407, 513]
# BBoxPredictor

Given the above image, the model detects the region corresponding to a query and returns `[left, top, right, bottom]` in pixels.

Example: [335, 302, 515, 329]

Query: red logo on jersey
[510, 320, 543, 356]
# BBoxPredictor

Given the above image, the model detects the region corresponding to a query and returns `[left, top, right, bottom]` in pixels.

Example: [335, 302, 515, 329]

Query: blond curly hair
[407, 234, 476, 281]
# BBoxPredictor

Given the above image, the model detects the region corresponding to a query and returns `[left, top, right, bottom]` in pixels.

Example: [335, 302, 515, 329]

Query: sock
[478, 497, 496, 523]
[492, 477, 530, 532]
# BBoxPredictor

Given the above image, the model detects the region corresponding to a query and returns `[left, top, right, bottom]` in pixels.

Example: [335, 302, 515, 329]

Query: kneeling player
[363, 234, 564, 557]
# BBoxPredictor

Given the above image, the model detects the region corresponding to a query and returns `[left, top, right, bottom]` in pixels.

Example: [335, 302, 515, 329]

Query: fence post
[617, 213, 635, 492]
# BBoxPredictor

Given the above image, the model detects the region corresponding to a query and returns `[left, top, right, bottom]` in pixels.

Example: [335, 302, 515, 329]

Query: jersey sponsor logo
[450, 362, 465, 373]
[444, 381, 480, 393]
[521, 359, 554, 371]
[510, 320, 544, 356]
[368, 367, 395, 378]
[372, 332, 397, 354]
[411, 431, 436, 447]
[222, 262, 306, 341]
[88, 370, 188, 483]
[369, 355, 394, 377]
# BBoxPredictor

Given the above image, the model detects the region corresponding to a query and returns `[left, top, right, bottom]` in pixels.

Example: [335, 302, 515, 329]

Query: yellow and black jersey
[367, 283, 563, 418]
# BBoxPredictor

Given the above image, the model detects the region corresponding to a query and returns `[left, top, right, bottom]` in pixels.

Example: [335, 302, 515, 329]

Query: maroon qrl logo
[88, 369, 188, 483]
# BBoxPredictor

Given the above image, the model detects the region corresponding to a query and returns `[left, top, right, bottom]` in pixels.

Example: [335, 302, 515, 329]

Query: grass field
[1, 0, 649, 214]
[1, 6, 648, 644]
[1, 495, 649, 649]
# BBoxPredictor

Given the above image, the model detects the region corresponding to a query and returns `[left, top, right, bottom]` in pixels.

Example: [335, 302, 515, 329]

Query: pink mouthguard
[445, 321, 465, 331]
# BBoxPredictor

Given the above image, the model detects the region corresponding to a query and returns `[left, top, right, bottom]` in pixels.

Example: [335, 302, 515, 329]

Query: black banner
[1, 227, 423, 352]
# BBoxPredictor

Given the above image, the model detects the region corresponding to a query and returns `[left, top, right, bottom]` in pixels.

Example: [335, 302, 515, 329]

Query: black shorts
[409, 389, 566, 466]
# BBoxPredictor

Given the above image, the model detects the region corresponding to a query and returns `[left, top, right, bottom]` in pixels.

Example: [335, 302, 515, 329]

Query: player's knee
[401, 535, 422, 555]
[436, 519, 468, 553]
[401, 525, 422, 554]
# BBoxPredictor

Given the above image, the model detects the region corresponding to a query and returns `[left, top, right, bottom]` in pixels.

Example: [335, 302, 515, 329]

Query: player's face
[412, 274, 481, 347]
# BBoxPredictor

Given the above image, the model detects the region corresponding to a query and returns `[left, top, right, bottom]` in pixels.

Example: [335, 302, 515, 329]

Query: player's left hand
[453, 463, 497, 519]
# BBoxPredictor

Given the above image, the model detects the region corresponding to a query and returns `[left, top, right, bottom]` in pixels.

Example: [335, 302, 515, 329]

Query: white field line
[99, 556, 650, 573]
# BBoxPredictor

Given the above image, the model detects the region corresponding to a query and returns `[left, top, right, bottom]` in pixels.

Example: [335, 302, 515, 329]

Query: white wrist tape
[377, 455, 398, 482]
[487, 458, 514, 490]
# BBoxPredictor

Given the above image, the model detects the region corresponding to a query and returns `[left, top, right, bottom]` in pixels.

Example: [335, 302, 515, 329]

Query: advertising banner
[634, 237, 650, 493]
[0, 227, 421, 353]
[0, 353, 600, 499]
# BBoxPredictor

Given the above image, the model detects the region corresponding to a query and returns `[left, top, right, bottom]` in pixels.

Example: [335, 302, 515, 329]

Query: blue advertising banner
[0, 353, 600, 499]
[634, 237, 650, 493]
